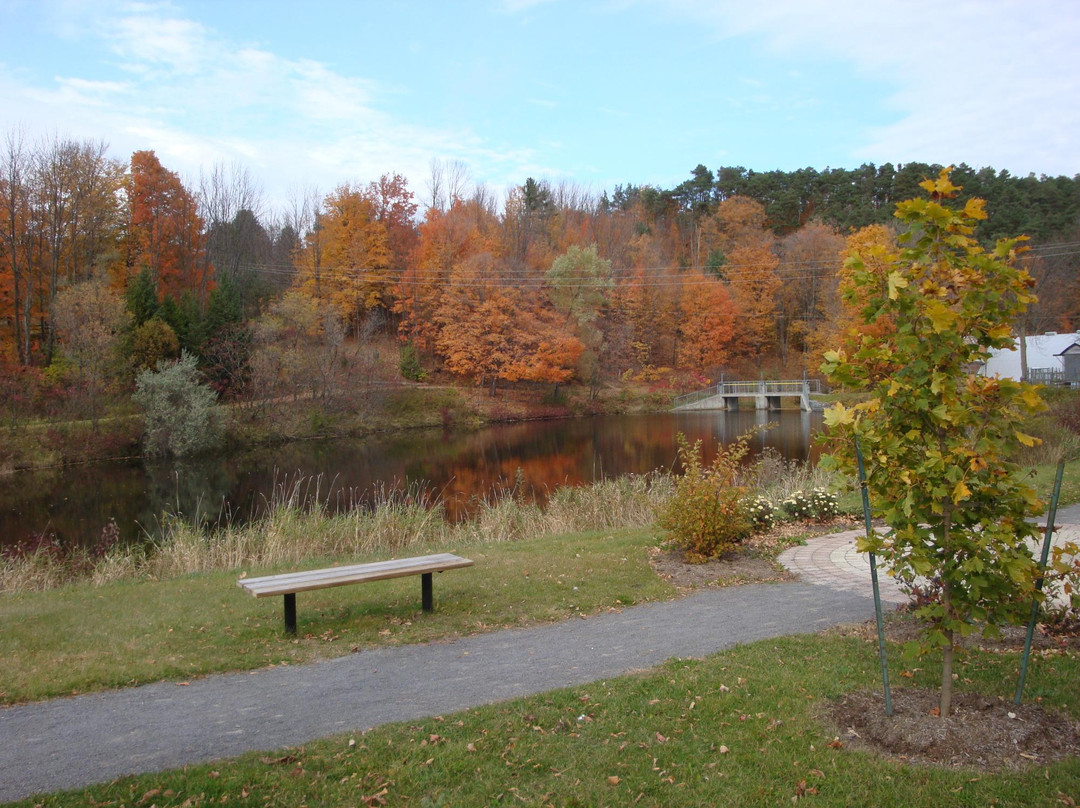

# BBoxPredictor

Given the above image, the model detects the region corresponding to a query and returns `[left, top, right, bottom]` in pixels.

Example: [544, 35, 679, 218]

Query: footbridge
[673, 379, 821, 412]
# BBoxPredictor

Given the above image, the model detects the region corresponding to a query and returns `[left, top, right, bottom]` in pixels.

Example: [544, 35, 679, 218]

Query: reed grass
[1, 472, 672, 593]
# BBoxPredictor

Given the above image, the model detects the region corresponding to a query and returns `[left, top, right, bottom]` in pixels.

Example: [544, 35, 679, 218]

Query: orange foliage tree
[397, 198, 502, 355]
[701, 197, 780, 364]
[293, 184, 392, 334]
[676, 270, 737, 374]
[126, 150, 210, 303]
[807, 224, 897, 372]
[365, 172, 418, 273]
[435, 253, 582, 394]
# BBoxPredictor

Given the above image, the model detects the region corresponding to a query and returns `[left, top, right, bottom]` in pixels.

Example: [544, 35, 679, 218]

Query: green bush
[399, 343, 427, 382]
[657, 433, 752, 562]
[781, 488, 839, 522]
[133, 351, 223, 457]
[744, 495, 776, 531]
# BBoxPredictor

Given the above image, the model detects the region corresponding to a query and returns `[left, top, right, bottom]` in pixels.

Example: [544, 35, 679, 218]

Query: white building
[980, 332, 1080, 383]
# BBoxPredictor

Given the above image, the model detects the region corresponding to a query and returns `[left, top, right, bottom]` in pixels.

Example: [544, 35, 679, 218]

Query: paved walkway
[777, 519, 1080, 609]
[3, 513, 1077, 804]
[2, 582, 878, 804]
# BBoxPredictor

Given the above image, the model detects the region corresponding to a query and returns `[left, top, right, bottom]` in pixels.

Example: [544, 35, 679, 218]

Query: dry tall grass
[1, 473, 672, 592]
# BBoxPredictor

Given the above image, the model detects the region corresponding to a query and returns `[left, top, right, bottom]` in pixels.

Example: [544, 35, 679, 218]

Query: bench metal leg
[284, 593, 297, 634]
[422, 572, 433, 612]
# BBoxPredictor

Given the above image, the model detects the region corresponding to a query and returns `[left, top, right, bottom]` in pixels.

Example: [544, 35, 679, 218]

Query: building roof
[981, 332, 1080, 379]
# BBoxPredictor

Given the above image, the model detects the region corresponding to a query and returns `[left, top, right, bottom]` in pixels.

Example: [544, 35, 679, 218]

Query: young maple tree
[821, 168, 1046, 717]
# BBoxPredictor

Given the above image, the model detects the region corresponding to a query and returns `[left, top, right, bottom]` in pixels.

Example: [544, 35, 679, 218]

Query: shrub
[657, 432, 752, 562]
[133, 351, 223, 457]
[781, 491, 813, 521]
[807, 487, 839, 519]
[400, 343, 427, 382]
[781, 488, 840, 522]
[745, 495, 776, 532]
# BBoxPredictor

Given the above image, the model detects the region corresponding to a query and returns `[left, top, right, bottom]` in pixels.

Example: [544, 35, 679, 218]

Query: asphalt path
[0, 581, 879, 804]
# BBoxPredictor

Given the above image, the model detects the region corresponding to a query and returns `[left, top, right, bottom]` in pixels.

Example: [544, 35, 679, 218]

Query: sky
[2, 0, 1079, 212]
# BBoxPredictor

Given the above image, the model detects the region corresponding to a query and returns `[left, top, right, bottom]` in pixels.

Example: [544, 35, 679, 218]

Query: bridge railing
[672, 379, 822, 409]
[671, 383, 724, 409]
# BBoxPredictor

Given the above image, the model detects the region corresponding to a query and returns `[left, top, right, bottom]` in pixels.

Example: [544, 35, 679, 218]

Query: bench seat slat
[241, 554, 462, 587]
[238, 553, 473, 598]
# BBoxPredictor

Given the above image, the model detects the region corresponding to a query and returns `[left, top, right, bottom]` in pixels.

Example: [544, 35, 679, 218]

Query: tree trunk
[1018, 323, 1029, 381]
[940, 576, 955, 717]
[940, 630, 955, 717]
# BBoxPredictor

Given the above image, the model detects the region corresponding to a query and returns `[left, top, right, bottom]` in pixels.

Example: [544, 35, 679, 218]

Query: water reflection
[0, 411, 821, 547]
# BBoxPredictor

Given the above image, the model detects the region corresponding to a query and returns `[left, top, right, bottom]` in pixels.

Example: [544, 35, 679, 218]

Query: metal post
[422, 572, 433, 612]
[284, 593, 297, 635]
[855, 437, 893, 716]
[1015, 458, 1065, 704]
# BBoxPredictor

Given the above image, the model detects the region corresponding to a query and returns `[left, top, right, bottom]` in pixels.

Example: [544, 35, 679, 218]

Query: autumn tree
[397, 197, 502, 355]
[293, 185, 392, 337]
[435, 252, 581, 395]
[546, 244, 612, 393]
[128, 317, 180, 375]
[806, 224, 897, 375]
[436, 253, 521, 393]
[51, 275, 130, 430]
[1, 131, 122, 365]
[0, 129, 33, 363]
[821, 170, 1045, 717]
[676, 271, 738, 374]
[701, 196, 781, 364]
[127, 150, 211, 303]
[252, 290, 345, 403]
[365, 172, 418, 273]
[774, 221, 845, 372]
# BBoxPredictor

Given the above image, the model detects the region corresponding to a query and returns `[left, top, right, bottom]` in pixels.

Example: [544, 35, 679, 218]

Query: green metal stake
[855, 437, 893, 716]
[1014, 458, 1065, 705]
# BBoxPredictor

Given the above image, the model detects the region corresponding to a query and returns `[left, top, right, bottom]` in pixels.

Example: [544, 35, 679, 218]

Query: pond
[0, 410, 822, 549]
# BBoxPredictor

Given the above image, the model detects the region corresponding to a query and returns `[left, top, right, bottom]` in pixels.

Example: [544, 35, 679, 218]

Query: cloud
[0, 1, 546, 206]
[665, 0, 1080, 175]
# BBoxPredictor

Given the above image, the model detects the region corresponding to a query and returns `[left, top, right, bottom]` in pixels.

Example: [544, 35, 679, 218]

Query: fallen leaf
[261, 754, 299, 766]
[361, 787, 388, 807]
[607, 776, 621, 786]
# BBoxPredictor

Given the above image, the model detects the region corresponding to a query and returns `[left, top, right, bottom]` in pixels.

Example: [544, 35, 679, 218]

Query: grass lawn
[3, 481, 1079, 806]
[7, 632, 1078, 807]
[0, 528, 674, 704]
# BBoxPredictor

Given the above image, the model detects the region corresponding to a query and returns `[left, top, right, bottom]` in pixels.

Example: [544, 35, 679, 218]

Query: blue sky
[2, 0, 1078, 211]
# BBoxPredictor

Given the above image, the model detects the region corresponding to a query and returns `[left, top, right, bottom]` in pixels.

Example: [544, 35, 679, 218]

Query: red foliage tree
[126, 150, 211, 303]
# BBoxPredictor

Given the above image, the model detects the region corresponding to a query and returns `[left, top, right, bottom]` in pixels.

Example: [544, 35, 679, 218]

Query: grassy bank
[0, 379, 675, 472]
[0, 526, 678, 705]
[9, 632, 1078, 807]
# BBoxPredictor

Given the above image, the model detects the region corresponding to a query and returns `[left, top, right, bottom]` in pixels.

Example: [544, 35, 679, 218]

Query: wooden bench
[238, 552, 474, 634]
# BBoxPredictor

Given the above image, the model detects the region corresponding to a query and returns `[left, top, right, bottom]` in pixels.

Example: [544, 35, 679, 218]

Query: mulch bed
[648, 519, 857, 590]
[824, 688, 1080, 771]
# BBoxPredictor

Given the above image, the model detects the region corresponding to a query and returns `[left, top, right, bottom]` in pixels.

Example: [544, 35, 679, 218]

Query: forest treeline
[2, 129, 1079, 426]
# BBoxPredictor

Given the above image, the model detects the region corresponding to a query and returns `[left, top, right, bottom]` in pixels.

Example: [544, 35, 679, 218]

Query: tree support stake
[1015, 458, 1065, 704]
[855, 437, 893, 716]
